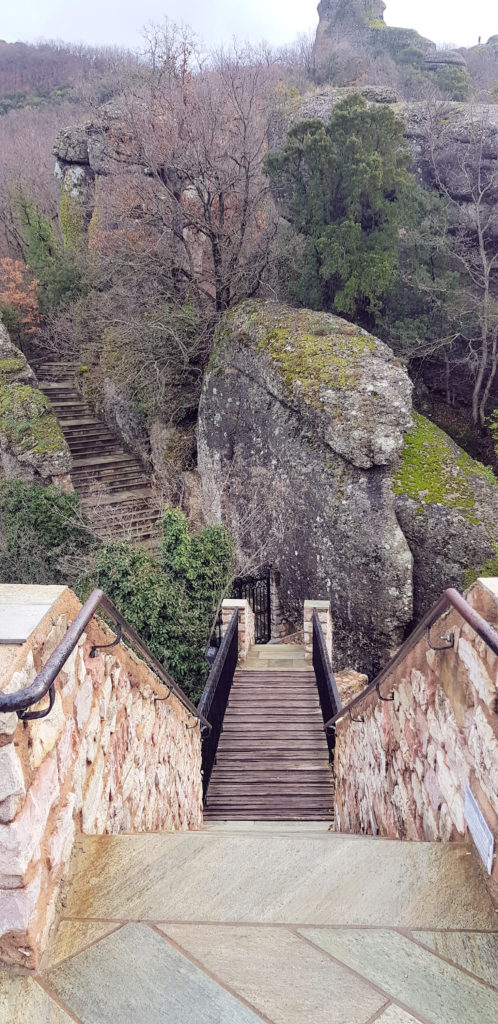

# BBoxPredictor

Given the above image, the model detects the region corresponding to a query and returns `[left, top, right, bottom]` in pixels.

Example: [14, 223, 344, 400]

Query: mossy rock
[394, 412, 498, 523]
[0, 382, 71, 478]
[395, 412, 498, 615]
[211, 299, 413, 470]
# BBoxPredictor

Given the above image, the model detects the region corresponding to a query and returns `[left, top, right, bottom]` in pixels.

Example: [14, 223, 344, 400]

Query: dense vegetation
[0, 481, 233, 700]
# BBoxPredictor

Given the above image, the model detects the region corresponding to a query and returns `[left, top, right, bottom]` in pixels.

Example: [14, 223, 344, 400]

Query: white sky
[0, 1, 496, 51]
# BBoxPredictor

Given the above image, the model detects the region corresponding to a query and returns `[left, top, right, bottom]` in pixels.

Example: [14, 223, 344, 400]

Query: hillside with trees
[1, 8, 498, 679]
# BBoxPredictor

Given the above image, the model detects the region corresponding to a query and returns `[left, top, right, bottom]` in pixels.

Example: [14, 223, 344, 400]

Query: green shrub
[86, 509, 234, 701]
[0, 479, 92, 585]
[437, 66, 470, 101]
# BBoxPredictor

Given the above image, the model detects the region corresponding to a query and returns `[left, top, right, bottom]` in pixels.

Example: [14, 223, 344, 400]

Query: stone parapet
[304, 600, 333, 662]
[221, 600, 255, 662]
[334, 578, 498, 902]
[0, 586, 202, 970]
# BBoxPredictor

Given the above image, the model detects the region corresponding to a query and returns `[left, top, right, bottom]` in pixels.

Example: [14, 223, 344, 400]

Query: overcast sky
[1, 1, 496, 51]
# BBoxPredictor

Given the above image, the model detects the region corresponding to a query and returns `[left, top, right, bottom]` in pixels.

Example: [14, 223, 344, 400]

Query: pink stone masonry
[0, 588, 203, 970]
[333, 578, 498, 901]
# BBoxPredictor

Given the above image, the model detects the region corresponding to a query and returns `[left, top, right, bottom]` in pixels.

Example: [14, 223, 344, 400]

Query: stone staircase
[5, 823, 497, 1022]
[204, 644, 335, 821]
[35, 362, 161, 547]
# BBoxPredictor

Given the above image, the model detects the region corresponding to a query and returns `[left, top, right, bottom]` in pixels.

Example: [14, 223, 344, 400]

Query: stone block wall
[304, 600, 333, 662]
[0, 587, 202, 970]
[334, 578, 498, 899]
[221, 599, 255, 660]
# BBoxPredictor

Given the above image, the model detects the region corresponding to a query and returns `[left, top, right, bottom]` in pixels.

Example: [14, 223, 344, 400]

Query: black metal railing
[324, 586, 498, 732]
[198, 609, 239, 801]
[312, 609, 342, 760]
[0, 588, 210, 730]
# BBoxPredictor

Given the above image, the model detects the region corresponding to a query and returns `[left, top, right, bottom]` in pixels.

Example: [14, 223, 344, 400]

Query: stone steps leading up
[35, 363, 161, 547]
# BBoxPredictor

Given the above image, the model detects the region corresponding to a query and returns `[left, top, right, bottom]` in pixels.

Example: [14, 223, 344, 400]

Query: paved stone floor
[1, 823, 497, 1023]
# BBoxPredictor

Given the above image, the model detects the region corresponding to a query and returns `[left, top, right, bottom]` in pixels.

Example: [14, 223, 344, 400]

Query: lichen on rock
[0, 321, 72, 483]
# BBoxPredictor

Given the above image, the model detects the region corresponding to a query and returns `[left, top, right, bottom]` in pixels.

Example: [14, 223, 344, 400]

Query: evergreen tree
[266, 94, 412, 326]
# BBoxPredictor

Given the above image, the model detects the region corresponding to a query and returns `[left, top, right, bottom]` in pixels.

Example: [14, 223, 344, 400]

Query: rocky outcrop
[198, 301, 498, 674]
[198, 300, 414, 674]
[0, 323, 72, 487]
[313, 0, 437, 84]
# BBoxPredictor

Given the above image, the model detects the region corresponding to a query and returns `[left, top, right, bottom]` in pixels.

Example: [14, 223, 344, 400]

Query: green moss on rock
[394, 411, 498, 521]
[0, 357, 28, 381]
[219, 301, 376, 406]
[0, 383, 66, 455]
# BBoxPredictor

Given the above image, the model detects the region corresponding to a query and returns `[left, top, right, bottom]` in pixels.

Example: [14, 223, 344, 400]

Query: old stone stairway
[204, 644, 335, 821]
[35, 362, 160, 546]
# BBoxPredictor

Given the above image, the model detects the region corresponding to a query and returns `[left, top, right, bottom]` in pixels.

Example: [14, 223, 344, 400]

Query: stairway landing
[204, 644, 335, 821]
[3, 824, 497, 1023]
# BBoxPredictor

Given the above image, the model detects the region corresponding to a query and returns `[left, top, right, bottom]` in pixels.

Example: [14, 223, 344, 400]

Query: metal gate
[232, 565, 272, 644]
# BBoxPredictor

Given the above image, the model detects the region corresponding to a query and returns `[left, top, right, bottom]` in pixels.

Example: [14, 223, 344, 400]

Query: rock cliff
[198, 301, 498, 674]
[312, 0, 459, 84]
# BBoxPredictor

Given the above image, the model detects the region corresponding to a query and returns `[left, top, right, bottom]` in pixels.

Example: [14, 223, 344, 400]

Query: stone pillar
[304, 600, 333, 662]
[221, 599, 255, 663]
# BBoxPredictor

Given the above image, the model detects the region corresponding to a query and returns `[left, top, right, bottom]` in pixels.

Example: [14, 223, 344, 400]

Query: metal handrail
[312, 610, 342, 759]
[198, 609, 239, 800]
[324, 587, 498, 731]
[0, 588, 211, 729]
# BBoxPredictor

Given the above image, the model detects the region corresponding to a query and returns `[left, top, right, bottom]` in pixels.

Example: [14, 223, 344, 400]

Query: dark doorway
[232, 565, 272, 644]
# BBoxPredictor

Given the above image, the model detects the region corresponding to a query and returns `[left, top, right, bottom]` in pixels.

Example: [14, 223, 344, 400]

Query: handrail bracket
[90, 623, 123, 658]
[426, 626, 455, 652]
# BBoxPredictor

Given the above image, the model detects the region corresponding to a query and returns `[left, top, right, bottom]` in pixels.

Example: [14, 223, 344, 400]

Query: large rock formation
[313, 0, 449, 84]
[198, 300, 414, 674]
[0, 322, 72, 486]
[198, 301, 498, 674]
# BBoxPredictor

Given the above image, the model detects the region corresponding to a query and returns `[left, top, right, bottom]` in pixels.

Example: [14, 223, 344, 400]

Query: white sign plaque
[465, 786, 495, 875]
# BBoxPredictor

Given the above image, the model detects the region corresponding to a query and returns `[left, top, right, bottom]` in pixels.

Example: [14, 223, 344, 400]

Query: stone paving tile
[0, 974, 74, 1023]
[299, 928, 498, 1024]
[411, 931, 498, 988]
[160, 923, 386, 1024]
[46, 922, 264, 1024]
[42, 920, 120, 969]
[374, 1007, 422, 1023]
[62, 833, 497, 928]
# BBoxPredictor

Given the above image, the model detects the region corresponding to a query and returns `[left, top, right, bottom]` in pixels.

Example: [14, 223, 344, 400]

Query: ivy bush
[0, 479, 92, 584]
[86, 508, 234, 701]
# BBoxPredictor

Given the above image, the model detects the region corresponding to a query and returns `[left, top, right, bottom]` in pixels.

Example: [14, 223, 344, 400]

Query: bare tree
[426, 101, 498, 424]
[114, 22, 279, 313]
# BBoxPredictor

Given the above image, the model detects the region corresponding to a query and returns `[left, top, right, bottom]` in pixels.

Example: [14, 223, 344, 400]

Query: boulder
[198, 301, 498, 674]
[198, 299, 414, 674]
[0, 323, 72, 485]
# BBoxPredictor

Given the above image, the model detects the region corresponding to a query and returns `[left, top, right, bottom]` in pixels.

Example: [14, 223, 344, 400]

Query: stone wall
[334, 578, 498, 900]
[304, 600, 333, 663]
[0, 586, 202, 970]
[221, 599, 255, 660]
